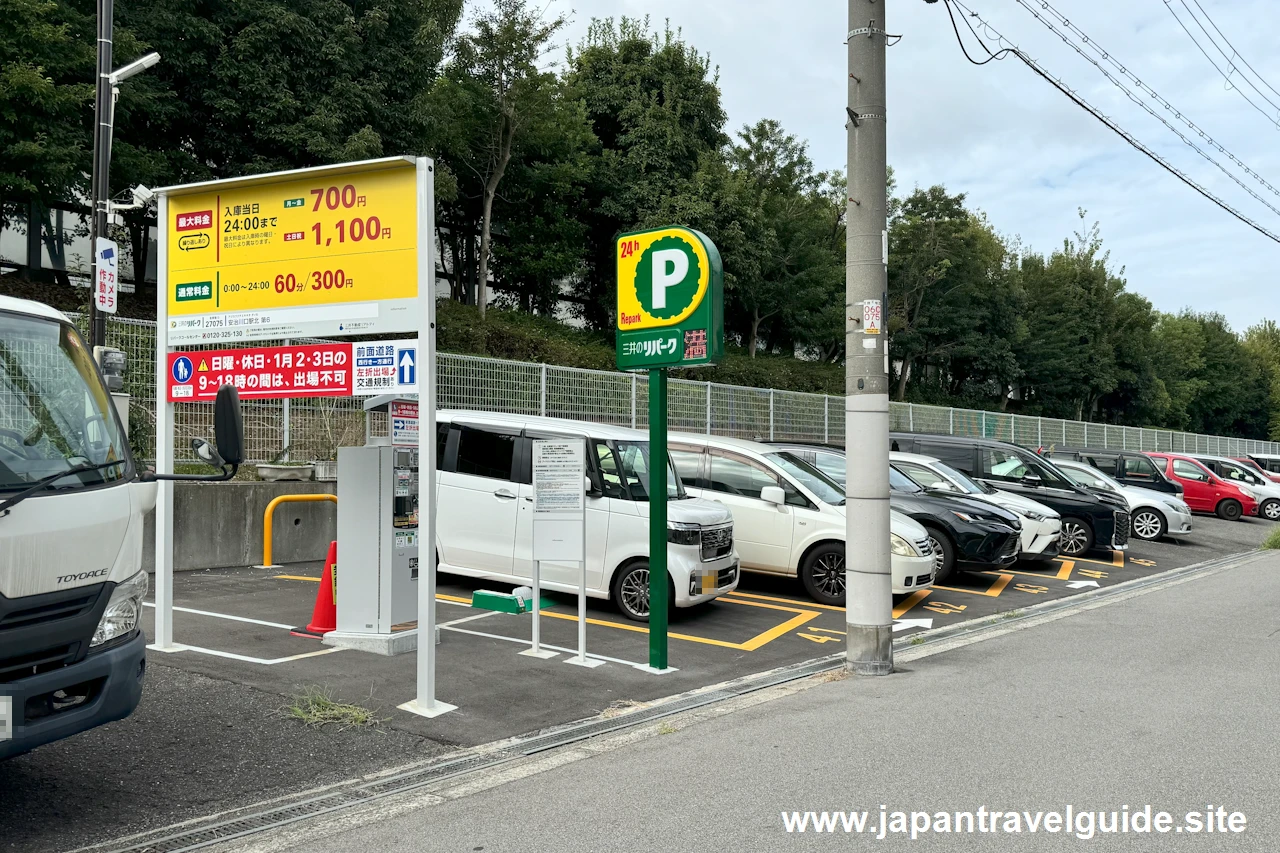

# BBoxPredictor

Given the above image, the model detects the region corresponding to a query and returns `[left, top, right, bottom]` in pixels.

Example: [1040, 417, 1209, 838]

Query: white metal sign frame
[150, 156, 454, 718]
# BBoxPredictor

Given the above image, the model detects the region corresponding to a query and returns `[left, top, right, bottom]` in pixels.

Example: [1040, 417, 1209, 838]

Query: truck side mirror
[214, 384, 244, 466]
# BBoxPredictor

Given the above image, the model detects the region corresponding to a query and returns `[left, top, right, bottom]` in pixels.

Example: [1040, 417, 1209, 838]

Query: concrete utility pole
[844, 0, 893, 674]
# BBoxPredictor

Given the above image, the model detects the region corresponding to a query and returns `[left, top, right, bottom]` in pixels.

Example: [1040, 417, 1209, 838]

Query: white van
[667, 434, 935, 604]
[435, 411, 739, 621]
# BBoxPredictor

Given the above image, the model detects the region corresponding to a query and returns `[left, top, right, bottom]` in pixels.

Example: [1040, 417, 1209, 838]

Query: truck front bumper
[1, 632, 145, 760]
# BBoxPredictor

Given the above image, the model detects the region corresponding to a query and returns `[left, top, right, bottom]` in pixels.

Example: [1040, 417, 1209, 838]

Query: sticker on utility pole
[95, 238, 119, 314]
[863, 300, 882, 334]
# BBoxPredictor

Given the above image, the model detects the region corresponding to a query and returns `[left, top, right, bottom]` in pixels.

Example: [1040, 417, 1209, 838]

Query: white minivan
[667, 434, 936, 604]
[435, 411, 739, 621]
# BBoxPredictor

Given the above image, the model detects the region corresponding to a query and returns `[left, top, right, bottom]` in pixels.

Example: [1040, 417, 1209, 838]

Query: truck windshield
[0, 311, 131, 491]
[611, 441, 685, 501]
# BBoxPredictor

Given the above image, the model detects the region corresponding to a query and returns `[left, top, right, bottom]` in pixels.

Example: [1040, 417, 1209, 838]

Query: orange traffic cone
[292, 541, 337, 638]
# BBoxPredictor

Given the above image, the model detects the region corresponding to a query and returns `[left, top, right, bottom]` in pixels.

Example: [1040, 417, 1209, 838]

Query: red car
[1234, 455, 1280, 484]
[1146, 453, 1257, 520]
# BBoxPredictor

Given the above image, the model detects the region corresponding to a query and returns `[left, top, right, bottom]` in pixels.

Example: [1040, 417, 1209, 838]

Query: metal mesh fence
[88, 315, 1280, 464]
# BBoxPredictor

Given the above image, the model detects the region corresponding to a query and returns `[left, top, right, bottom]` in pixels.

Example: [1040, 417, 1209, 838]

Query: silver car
[1052, 458, 1193, 541]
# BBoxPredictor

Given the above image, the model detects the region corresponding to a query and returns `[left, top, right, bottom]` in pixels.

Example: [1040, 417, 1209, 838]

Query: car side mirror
[1021, 472, 1042, 487]
[214, 384, 244, 466]
[760, 485, 786, 506]
[585, 475, 602, 498]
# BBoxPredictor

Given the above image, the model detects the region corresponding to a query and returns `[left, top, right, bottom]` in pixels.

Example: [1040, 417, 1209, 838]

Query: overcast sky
[551, 0, 1280, 332]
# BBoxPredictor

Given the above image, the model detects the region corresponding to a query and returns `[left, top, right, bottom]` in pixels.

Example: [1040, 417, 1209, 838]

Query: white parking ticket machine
[326, 396, 422, 655]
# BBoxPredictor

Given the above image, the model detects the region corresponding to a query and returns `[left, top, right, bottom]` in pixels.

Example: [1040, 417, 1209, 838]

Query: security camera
[131, 185, 154, 205]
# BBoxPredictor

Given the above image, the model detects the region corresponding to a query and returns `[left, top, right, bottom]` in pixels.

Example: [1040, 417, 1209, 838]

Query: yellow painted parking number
[924, 601, 967, 615]
[1014, 583, 1048, 595]
[1130, 558, 1157, 567]
[1080, 569, 1109, 579]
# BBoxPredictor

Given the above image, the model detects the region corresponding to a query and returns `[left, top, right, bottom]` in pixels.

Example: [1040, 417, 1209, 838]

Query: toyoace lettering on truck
[0, 295, 244, 760]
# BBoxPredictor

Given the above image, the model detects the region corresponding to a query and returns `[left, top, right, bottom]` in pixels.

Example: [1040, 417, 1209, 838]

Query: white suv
[668, 434, 935, 604]
[435, 411, 740, 621]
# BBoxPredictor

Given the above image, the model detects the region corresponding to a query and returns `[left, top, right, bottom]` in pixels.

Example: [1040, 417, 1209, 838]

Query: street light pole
[844, 0, 893, 674]
[88, 0, 114, 350]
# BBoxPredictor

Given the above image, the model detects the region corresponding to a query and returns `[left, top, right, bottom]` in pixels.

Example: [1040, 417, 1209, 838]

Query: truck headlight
[666, 521, 701, 546]
[91, 570, 148, 648]
[890, 533, 918, 557]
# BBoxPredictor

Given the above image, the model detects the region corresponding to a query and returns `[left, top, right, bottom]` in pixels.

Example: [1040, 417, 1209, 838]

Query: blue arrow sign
[171, 356, 193, 383]
[397, 348, 416, 386]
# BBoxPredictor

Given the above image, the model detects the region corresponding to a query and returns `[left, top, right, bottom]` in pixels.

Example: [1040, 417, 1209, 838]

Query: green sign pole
[648, 368, 668, 669]
[615, 226, 723, 672]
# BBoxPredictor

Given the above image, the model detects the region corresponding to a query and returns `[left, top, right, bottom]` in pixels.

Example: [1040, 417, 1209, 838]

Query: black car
[888, 467, 1021, 582]
[1044, 446, 1182, 495]
[889, 432, 1130, 557]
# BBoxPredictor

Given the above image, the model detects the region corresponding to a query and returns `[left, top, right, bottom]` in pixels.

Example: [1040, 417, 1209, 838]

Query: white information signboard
[532, 440, 585, 561]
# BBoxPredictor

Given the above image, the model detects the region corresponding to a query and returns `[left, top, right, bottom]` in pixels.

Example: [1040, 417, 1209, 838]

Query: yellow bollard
[257, 494, 337, 568]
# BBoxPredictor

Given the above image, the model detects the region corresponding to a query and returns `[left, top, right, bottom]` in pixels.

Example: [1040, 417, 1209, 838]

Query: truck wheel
[1130, 508, 1166, 541]
[610, 561, 675, 622]
[1261, 499, 1280, 521]
[1216, 499, 1243, 521]
[924, 527, 956, 584]
[1059, 517, 1094, 556]
[800, 543, 846, 605]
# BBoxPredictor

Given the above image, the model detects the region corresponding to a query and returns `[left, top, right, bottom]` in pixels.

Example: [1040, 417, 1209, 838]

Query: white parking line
[143, 602, 293, 630]
[440, 624, 648, 670]
[157, 643, 345, 665]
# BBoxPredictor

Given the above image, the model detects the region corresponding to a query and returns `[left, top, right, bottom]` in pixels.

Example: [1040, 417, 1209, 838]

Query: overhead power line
[1188, 0, 1280, 105]
[1015, 0, 1280, 217]
[1162, 0, 1280, 131]
[937, 0, 1280, 245]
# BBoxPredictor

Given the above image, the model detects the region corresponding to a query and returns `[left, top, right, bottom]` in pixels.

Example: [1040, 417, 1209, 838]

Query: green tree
[0, 0, 92, 221]
[564, 17, 728, 329]
[425, 0, 568, 318]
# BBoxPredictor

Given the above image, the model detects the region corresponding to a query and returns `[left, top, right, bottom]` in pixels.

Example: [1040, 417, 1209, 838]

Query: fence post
[824, 396, 830, 444]
[769, 389, 775, 441]
[1122, 429, 1127, 450]
[539, 363, 547, 416]
[281, 339, 291, 460]
[630, 373, 637, 429]
[706, 381, 712, 435]
[949, 408, 954, 435]
[908, 403, 914, 432]
[1037, 419, 1042, 447]
[981, 411, 986, 437]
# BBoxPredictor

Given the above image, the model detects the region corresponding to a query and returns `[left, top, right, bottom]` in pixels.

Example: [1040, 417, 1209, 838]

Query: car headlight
[91, 570, 148, 648]
[1175, 501, 1191, 514]
[1022, 509, 1046, 521]
[667, 521, 701, 546]
[890, 533, 918, 557]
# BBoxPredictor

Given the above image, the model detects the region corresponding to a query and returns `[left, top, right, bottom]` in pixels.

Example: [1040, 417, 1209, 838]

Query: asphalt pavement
[234, 548, 1280, 853]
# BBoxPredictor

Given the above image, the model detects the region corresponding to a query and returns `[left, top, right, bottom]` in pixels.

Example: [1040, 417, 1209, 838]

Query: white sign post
[94, 237, 118, 315]
[526, 439, 597, 665]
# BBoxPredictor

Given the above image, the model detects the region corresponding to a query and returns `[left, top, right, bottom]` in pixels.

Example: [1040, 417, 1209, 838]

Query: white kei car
[1051, 458, 1193, 541]
[668, 434, 936, 604]
[889, 451, 1062, 561]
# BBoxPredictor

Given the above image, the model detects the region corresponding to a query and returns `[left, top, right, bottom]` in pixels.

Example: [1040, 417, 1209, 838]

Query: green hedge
[436, 300, 844, 395]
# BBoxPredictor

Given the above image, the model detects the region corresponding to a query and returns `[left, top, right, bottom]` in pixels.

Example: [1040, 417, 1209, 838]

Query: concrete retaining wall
[142, 481, 338, 572]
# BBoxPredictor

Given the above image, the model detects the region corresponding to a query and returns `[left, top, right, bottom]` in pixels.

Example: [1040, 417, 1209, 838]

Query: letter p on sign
[650, 249, 689, 311]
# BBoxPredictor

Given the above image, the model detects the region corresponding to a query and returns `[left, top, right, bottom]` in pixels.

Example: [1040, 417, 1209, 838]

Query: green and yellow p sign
[616, 226, 723, 370]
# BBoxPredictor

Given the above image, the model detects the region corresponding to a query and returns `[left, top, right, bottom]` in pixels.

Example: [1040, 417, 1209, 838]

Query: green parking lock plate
[470, 589, 556, 615]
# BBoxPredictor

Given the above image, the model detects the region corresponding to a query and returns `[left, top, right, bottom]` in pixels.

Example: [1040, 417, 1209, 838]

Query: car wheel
[1216, 499, 1243, 521]
[1059, 517, 1094, 556]
[610, 561, 675, 622]
[1261, 499, 1280, 521]
[800, 543, 846, 605]
[924, 528, 956, 584]
[1130, 508, 1166, 541]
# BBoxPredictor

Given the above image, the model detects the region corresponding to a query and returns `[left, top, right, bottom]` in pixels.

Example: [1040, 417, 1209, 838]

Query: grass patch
[1262, 528, 1280, 550]
[909, 635, 925, 646]
[815, 667, 850, 683]
[656, 721, 679, 735]
[287, 686, 380, 731]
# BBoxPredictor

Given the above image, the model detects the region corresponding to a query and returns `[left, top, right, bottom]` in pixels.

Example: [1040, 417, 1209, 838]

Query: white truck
[0, 295, 242, 759]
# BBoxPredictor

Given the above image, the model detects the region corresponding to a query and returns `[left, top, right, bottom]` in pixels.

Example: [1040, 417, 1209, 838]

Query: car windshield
[612, 440, 685, 501]
[1061, 463, 1119, 492]
[767, 452, 846, 505]
[1216, 460, 1263, 486]
[0, 311, 131, 491]
[933, 461, 992, 495]
[889, 465, 923, 493]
